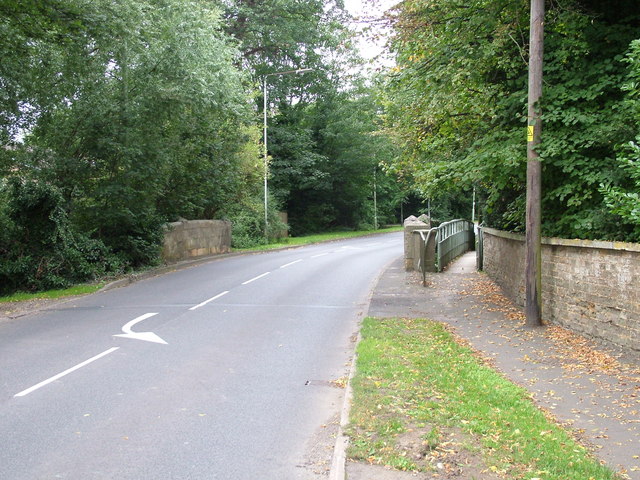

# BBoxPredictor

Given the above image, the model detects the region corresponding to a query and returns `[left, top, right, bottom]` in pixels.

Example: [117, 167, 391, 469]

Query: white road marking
[279, 259, 302, 269]
[189, 291, 230, 311]
[119, 312, 158, 332]
[242, 272, 271, 285]
[311, 253, 329, 258]
[15, 347, 120, 397]
[113, 312, 167, 344]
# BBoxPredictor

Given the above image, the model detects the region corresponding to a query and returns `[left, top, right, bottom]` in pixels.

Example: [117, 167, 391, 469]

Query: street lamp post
[262, 68, 313, 239]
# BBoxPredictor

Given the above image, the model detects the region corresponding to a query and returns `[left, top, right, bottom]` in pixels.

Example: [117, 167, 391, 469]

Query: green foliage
[223, 0, 401, 235]
[28, 0, 254, 256]
[0, 179, 121, 294]
[1, 0, 263, 292]
[269, 87, 402, 235]
[0, 0, 401, 292]
[600, 138, 640, 241]
[600, 39, 640, 241]
[226, 194, 288, 249]
[222, 0, 356, 98]
[383, 0, 640, 241]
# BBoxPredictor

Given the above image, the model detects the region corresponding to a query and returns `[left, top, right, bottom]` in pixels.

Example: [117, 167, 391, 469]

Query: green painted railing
[415, 219, 475, 282]
[436, 219, 475, 272]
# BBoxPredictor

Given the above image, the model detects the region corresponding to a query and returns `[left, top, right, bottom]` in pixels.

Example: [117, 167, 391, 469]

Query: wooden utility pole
[525, 0, 544, 326]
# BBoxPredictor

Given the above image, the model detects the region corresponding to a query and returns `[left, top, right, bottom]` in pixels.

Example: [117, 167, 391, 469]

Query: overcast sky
[343, 0, 398, 62]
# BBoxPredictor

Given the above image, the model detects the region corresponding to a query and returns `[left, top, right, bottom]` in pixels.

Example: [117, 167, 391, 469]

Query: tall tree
[269, 84, 399, 234]
[382, 0, 640, 241]
[0, 0, 260, 291]
[221, 0, 398, 234]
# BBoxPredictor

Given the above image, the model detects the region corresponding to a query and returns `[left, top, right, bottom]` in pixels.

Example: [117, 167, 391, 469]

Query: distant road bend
[0, 232, 402, 480]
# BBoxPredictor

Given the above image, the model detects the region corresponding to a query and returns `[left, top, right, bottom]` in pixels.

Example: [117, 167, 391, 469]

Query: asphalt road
[0, 232, 402, 480]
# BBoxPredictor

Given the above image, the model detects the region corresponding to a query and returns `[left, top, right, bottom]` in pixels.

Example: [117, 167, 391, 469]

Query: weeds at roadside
[0, 283, 104, 304]
[235, 226, 402, 252]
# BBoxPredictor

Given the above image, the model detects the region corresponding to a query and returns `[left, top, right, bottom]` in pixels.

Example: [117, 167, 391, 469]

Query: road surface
[0, 232, 402, 479]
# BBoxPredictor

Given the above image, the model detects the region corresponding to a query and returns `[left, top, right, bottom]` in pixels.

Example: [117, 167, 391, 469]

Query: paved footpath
[353, 251, 640, 479]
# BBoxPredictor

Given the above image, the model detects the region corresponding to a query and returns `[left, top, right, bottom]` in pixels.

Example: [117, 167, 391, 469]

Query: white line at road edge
[279, 259, 302, 269]
[14, 347, 120, 397]
[241, 272, 270, 285]
[189, 291, 230, 311]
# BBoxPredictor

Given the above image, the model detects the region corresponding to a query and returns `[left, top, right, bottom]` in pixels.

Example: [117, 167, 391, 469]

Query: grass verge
[0, 283, 104, 304]
[235, 226, 402, 252]
[347, 317, 620, 480]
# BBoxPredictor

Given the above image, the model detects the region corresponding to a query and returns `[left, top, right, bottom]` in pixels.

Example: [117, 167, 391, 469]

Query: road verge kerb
[329, 327, 362, 480]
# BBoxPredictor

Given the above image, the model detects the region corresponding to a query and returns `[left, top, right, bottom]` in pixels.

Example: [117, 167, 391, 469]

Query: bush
[0, 178, 122, 294]
[228, 197, 288, 249]
[94, 208, 164, 268]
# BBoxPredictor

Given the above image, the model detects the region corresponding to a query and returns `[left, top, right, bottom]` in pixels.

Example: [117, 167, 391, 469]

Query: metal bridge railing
[436, 219, 475, 272]
[415, 219, 475, 281]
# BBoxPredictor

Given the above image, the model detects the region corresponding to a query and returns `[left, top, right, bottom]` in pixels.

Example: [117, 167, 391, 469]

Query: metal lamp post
[262, 68, 313, 239]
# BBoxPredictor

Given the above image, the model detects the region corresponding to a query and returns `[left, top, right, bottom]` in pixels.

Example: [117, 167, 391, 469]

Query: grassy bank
[347, 317, 619, 479]
[236, 226, 402, 252]
[0, 283, 104, 304]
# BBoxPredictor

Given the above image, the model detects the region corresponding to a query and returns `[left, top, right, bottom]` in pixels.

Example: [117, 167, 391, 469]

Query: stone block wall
[482, 228, 640, 354]
[162, 220, 231, 262]
[482, 229, 526, 305]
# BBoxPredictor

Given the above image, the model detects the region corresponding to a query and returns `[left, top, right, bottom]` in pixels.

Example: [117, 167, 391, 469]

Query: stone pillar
[404, 215, 428, 271]
[417, 214, 431, 227]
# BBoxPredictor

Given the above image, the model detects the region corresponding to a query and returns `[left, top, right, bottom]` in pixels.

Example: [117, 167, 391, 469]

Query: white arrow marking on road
[113, 312, 167, 344]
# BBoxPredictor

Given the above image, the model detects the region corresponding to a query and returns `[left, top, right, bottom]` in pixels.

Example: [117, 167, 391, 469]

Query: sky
[343, 0, 398, 63]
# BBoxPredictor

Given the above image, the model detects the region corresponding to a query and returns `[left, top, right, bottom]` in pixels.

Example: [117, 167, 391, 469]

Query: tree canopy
[9, 0, 640, 295]
[0, 0, 402, 293]
[382, 0, 640, 241]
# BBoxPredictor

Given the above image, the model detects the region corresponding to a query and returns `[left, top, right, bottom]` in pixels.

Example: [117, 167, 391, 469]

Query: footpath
[345, 252, 639, 479]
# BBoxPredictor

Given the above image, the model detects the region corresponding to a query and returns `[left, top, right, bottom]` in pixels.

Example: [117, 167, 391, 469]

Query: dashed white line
[311, 253, 329, 258]
[14, 347, 120, 397]
[242, 272, 271, 285]
[280, 259, 302, 269]
[189, 291, 230, 311]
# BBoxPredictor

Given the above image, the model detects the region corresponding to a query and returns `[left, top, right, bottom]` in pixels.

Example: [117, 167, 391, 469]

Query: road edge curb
[329, 328, 361, 480]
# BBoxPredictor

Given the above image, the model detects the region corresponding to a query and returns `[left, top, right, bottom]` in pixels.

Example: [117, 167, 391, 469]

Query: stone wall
[162, 220, 231, 262]
[482, 228, 640, 354]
